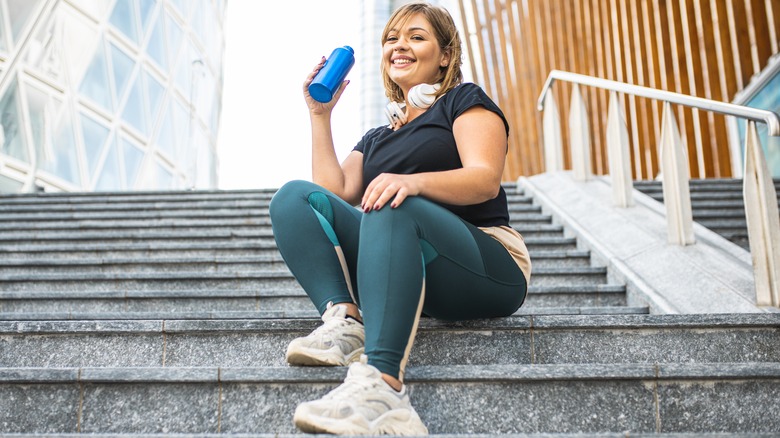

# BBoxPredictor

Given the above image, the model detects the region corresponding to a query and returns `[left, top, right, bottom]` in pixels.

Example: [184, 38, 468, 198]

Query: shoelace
[323, 370, 383, 401]
[311, 317, 352, 339]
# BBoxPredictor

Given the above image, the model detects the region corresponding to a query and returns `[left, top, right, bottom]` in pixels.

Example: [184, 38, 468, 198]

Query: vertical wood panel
[492, 0, 522, 177]
[576, 0, 604, 175]
[457, 0, 778, 181]
[746, 0, 773, 67]
[470, 0, 492, 93]
[591, 0, 609, 173]
[551, 1, 572, 170]
[694, 0, 732, 177]
[522, 0, 546, 173]
[613, 0, 640, 178]
[512, 0, 543, 173]
[630, 0, 659, 178]
[641, 0, 664, 169]
[458, 0, 480, 85]
[767, 0, 780, 54]
[680, 0, 713, 177]
[728, 0, 752, 88]
[712, 0, 741, 100]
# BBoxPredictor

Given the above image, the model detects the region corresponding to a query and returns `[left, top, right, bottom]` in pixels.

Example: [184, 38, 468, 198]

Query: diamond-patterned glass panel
[7, 0, 41, 44]
[146, 10, 167, 69]
[0, 79, 29, 163]
[169, 0, 190, 19]
[110, 42, 135, 104]
[120, 135, 144, 188]
[144, 69, 165, 122]
[80, 112, 110, 178]
[138, 0, 156, 36]
[155, 159, 174, 188]
[79, 40, 112, 111]
[109, 0, 139, 44]
[155, 100, 175, 157]
[164, 11, 183, 73]
[121, 72, 148, 135]
[0, 4, 9, 53]
[26, 16, 66, 86]
[95, 134, 121, 190]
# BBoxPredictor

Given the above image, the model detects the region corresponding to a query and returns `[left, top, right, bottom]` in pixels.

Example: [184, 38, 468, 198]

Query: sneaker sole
[286, 345, 365, 366]
[293, 405, 428, 435]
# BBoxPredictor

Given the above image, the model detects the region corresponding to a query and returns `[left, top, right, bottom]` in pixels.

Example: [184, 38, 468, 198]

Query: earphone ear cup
[408, 83, 442, 110]
[384, 101, 407, 125]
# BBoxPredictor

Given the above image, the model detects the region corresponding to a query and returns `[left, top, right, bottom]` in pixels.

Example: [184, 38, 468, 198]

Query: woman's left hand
[361, 173, 422, 212]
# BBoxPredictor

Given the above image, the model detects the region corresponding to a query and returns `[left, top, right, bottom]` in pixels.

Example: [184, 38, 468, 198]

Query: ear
[440, 48, 452, 68]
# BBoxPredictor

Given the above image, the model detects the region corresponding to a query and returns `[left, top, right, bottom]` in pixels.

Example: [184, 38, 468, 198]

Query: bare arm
[361, 106, 507, 211]
[304, 57, 364, 205]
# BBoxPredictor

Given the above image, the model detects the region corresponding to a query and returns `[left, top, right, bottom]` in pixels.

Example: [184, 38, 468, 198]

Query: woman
[269, 2, 531, 434]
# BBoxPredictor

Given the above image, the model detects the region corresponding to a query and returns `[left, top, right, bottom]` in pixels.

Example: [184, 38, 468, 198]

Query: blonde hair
[380, 2, 464, 103]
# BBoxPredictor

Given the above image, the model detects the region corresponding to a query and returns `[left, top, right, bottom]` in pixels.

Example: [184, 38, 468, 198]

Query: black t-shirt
[352, 82, 511, 227]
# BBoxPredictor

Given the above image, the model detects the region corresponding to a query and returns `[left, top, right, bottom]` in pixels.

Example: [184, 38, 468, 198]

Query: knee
[362, 197, 430, 227]
[269, 180, 317, 220]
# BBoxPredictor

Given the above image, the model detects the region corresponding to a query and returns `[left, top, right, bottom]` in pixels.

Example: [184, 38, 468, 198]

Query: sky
[217, 1, 364, 190]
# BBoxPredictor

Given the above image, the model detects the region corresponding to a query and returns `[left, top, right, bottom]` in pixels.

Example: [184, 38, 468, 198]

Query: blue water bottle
[309, 46, 355, 103]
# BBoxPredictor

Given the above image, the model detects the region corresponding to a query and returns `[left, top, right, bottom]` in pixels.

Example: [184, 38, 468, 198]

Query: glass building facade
[0, 0, 225, 193]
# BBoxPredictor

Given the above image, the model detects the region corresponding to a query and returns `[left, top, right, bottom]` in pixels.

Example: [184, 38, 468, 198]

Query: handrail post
[542, 91, 563, 172]
[743, 121, 780, 307]
[606, 91, 633, 207]
[658, 102, 695, 245]
[569, 84, 592, 181]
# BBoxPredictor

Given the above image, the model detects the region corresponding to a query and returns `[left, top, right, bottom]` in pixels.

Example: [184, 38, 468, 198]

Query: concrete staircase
[634, 178, 780, 251]
[1, 183, 778, 435]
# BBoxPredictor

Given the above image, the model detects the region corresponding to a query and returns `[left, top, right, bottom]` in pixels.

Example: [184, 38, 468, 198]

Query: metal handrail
[536, 69, 780, 308]
[537, 70, 780, 137]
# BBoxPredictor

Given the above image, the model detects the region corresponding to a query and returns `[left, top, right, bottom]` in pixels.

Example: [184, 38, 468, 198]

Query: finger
[390, 187, 408, 208]
[362, 179, 386, 212]
[330, 80, 350, 103]
[373, 184, 400, 211]
[304, 57, 327, 86]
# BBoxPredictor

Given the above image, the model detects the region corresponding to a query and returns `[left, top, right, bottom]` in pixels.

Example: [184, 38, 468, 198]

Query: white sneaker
[293, 356, 428, 435]
[286, 302, 365, 366]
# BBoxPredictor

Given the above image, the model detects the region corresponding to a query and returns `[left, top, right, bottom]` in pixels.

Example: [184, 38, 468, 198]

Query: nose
[393, 36, 410, 51]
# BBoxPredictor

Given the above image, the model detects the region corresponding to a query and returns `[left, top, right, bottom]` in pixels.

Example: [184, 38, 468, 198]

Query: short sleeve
[445, 83, 510, 136]
[352, 126, 386, 153]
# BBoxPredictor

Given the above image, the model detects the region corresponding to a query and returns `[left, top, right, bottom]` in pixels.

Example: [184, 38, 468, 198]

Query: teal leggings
[269, 180, 527, 379]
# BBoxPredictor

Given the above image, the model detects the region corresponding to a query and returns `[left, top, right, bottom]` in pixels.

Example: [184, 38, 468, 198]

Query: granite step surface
[0, 314, 776, 368]
[0, 249, 591, 276]
[0, 267, 607, 292]
[633, 178, 780, 251]
[0, 184, 677, 436]
[0, 235, 580, 253]
[0, 284, 629, 316]
[0, 222, 564, 241]
[1, 362, 779, 434]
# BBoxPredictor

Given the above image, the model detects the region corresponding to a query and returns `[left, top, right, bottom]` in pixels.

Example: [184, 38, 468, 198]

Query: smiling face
[382, 13, 451, 98]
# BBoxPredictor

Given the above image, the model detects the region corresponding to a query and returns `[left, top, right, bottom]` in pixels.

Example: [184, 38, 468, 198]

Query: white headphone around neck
[385, 83, 442, 128]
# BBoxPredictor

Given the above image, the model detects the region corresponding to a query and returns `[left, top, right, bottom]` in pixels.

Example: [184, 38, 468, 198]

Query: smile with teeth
[393, 59, 415, 65]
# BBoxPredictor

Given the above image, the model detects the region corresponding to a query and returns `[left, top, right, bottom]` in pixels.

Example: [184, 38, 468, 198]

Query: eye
[411, 34, 425, 41]
[385, 35, 398, 43]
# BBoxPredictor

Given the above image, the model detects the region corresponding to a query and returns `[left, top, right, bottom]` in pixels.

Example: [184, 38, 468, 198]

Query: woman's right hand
[303, 56, 349, 116]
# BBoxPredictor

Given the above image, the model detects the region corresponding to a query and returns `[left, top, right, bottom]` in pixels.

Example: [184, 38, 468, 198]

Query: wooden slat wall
[458, 0, 780, 181]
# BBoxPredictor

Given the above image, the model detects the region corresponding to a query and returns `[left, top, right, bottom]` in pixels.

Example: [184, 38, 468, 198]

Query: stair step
[0, 236, 579, 254]
[0, 189, 277, 203]
[0, 284, 626, 315]
[0, 266, 607, 291]
[0, 314, 773, 369]
[0, 208, 270, 222]
[0, 223, 565, 241]
[1, 362, 778, 434]
[0, 306, 650, 322]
